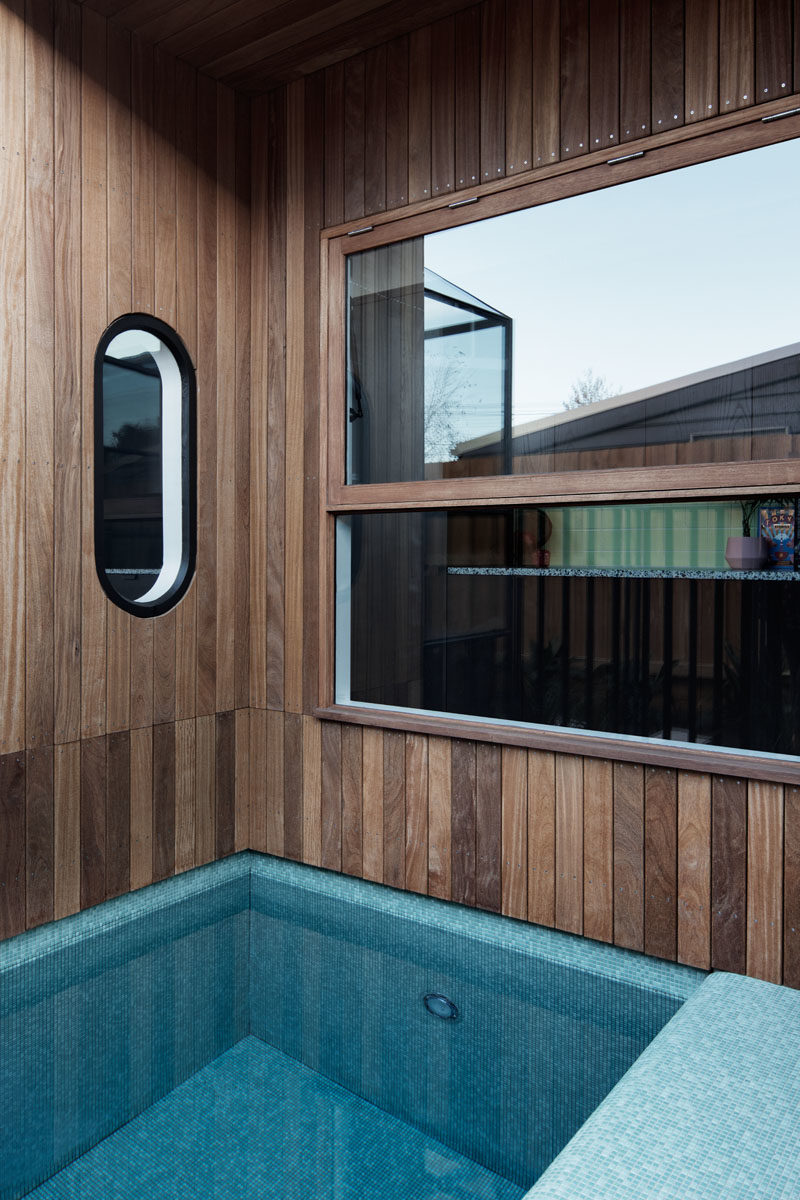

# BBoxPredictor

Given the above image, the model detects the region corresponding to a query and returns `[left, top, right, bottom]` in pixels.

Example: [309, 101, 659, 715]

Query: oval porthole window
[94, 314, 196, 617]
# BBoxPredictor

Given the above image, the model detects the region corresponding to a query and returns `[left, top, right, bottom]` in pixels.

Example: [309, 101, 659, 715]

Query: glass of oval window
[95, 314, 196, 616]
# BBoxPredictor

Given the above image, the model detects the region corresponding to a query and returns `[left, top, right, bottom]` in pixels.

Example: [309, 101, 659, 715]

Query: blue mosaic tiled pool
[1, 854, 703, 1199]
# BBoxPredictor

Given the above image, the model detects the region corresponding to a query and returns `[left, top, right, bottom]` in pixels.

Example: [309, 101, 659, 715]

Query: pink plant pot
[725, 536, 768, 571]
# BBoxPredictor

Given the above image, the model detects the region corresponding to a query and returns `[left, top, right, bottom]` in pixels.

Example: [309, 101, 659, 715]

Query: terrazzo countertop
[447, 566, 800, 581]
[524, 971, 800, 1199]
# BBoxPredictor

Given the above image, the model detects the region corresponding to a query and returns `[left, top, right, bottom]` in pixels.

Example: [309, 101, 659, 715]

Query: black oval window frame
[94, 312, 197, 619]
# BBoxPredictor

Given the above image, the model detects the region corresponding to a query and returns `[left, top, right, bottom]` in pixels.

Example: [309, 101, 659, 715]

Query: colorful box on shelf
[759, 505, 796, 570]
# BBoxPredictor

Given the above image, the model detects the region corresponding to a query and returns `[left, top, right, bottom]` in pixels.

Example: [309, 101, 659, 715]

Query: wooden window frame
[317, 99, 800, 786]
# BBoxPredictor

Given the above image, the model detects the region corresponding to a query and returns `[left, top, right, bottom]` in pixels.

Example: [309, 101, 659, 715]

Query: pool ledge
[524, 970, 800, 1200]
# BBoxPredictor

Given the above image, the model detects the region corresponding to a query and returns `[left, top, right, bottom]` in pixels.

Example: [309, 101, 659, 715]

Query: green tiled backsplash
[548, 503, 743, 570]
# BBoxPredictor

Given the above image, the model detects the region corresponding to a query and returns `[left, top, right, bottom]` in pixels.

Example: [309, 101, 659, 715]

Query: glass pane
[345, 139, 800, 484]
[102, 331, 164, 602]
[337, 503, 800, 756]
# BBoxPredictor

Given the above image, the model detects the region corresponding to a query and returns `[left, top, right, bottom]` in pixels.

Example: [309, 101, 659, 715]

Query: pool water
[0, 854, 703, 1199]
[24, 1038, 521, 1199]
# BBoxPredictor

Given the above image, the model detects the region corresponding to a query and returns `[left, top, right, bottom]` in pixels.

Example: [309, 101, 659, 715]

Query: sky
[424, 138, 800, 430]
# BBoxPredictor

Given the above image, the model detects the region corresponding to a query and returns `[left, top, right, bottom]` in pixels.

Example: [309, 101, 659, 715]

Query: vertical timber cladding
[254, 0, 800, 986]
[0, 0, 251, 938]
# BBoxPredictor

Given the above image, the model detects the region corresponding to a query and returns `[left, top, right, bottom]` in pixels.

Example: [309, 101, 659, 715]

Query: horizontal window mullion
[326, 458, 800, 513]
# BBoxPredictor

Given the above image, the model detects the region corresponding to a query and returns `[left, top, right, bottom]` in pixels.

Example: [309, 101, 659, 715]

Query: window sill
[315, 703, 800, 786]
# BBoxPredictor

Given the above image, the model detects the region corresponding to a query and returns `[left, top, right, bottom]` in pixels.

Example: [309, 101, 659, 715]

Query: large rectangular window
[325, 122, 800, 771]
[345, 140, 800, 488]
[336, 504, 800, 757]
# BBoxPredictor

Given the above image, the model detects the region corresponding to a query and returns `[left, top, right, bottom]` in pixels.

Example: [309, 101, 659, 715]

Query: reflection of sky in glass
[425, 140, 800, 427]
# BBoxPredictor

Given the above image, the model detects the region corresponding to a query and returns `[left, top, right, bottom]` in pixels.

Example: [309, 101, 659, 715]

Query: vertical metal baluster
[687, 580, 698, 742]
[584, 577, 595, 731]
[561, 576, 571, 727]
[712, 579, 724, 740]
[640, 578, 650, 732]
[662, 578, 674, 740]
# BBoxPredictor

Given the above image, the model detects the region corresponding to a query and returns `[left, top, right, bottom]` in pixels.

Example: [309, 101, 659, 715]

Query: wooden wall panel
[383, 729, 406, 888]
[215, 709, 235, 859]
[650, 0, 684, 130]
[427, 735, 451, 898]
[1, 0, 27, 761]
[408, 25, 432, 203]
[364, 44, 388, 213]
[362, 726, 384, 881]
[481, 0, 506, 179]
[431, 16, 456, 196]
[0, 752, 27, 939]
[54, 742, 80, 919]
[451, 739, 477, 906]
[233, 707, 251, 853]
[783, 786, 800, 989]
[302, 714, 322, 867]
[500, 745, 525, 918]
[285, 81, 305, 717]
[25, 0, 56, 751]
[746, 780, 784, 983]
[677, 771, 711, 969]
[341, 724, 364, 876]
[477, 743, 502, 913]
[528, 749, 555, 926]
[0, 0, 251, 937]
[26, 746, 55, 928]
[583, 757, 613, 943]
[80, 11, 108, 744]
[455, 6, 481, 186]
[4, 0, 800, 1000]
[711, 775, 747, 973]
[506, 0, 533, 172]
[755, 0, 793, 100]
[720, 0, 755, 112]
[405, 733, 428, 894]
[644, 767, 677, 961]
[685, 0, 719, 122]
[105, 730, 130, 899]
[555, 753, 583, 933]
[53, 0, 82, 747]
[613, 762, 644, 951]
[386, 36, 410, 207]
[560, 0, 589, 160]
[321, 721, 342, 872]
[619, 0, 650, 140]
[589, 0, 619, 150]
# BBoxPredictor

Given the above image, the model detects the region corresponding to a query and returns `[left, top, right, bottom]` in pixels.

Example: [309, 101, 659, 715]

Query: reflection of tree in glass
[424, 347, 474, 462]
[110, 422, 159, 454]
[563, 367, 620, 411]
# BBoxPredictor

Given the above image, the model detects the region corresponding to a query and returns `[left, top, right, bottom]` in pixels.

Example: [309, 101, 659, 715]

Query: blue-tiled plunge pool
[1, 854, 703, 1199]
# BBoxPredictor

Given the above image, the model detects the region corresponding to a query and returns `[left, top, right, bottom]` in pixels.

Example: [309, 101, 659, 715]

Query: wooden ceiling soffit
[78, 0, 480, 93]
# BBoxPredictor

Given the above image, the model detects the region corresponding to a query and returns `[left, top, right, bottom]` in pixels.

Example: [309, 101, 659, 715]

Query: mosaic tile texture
[249, 856, 699, 1185]
[25, 1036, 524, 1200]
[2, 853, 703, 1199]
[0, 864, 249, 1200]
[524, 972, 800, 1200]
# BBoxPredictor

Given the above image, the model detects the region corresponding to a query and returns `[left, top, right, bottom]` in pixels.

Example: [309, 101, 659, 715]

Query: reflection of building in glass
[450, 343, 800, 475]
[423, 269, 513, 468]
[102, 352, 163, 600]
[347, 245, 513, 483]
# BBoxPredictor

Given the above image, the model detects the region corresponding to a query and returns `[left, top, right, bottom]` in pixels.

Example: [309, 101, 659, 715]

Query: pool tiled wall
[0, 862, 249, 1200]
[248, 856, 700, 1186]
[1, 853, 702, 1199]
